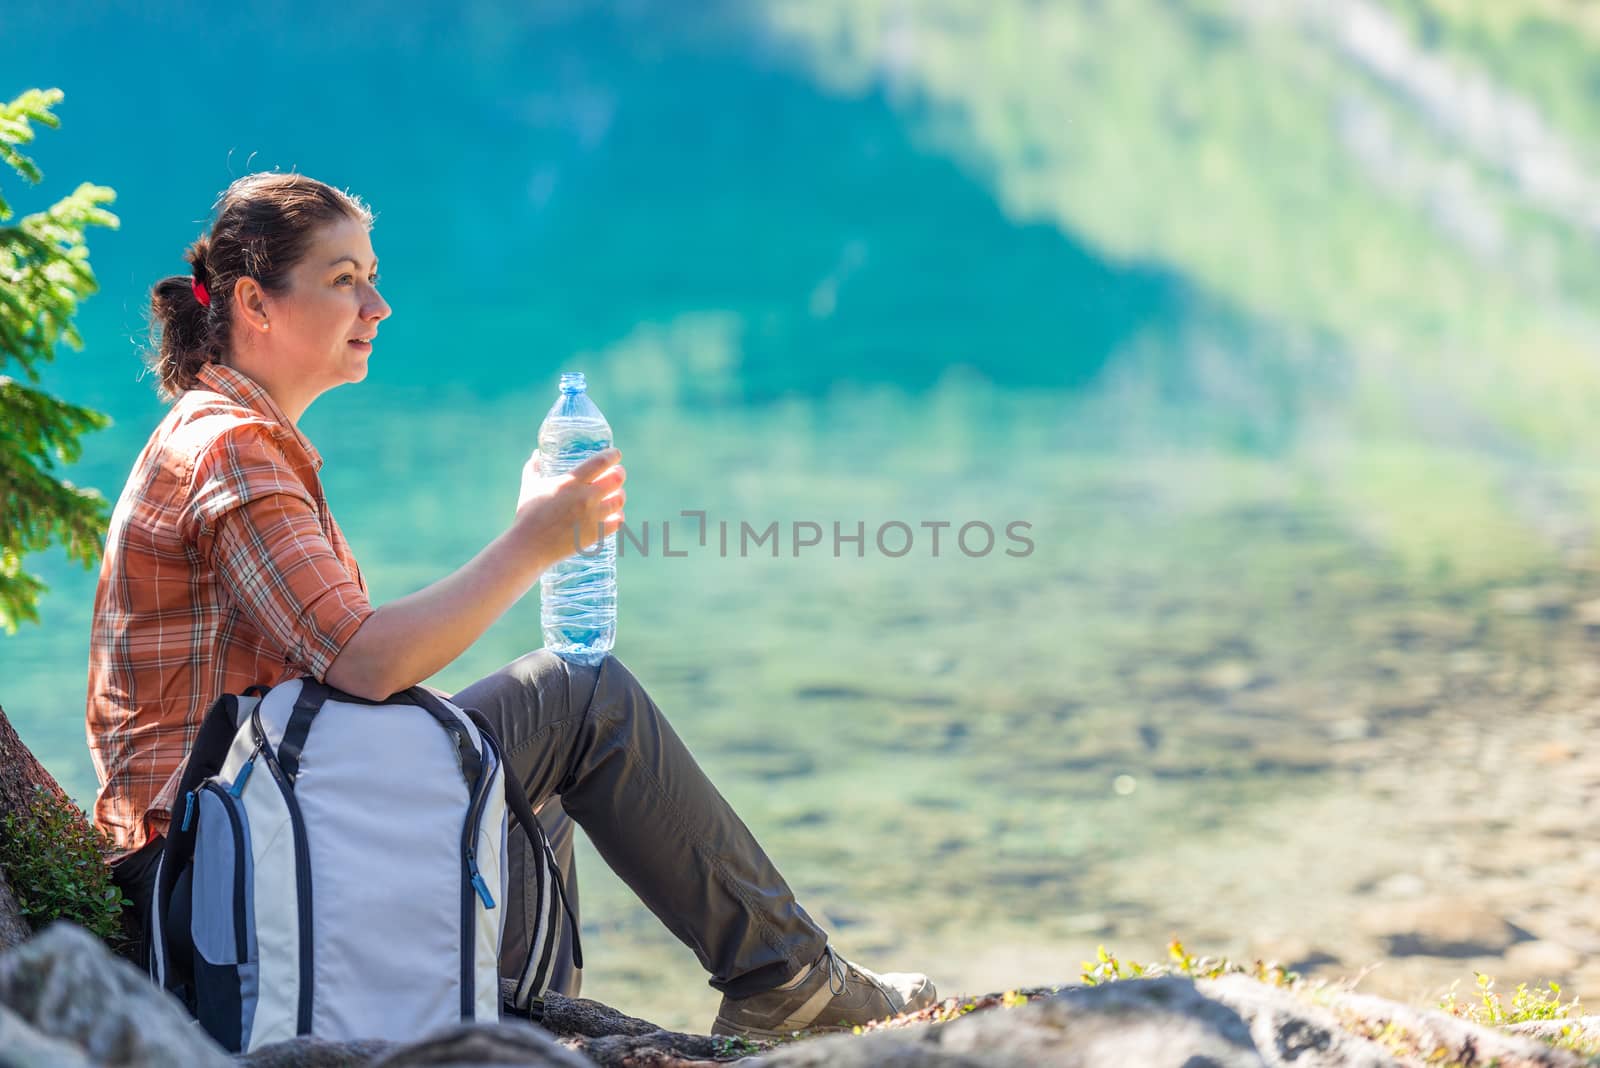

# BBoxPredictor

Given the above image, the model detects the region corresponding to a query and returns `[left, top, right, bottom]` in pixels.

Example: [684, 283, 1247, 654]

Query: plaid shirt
[86, 363, 374, 856]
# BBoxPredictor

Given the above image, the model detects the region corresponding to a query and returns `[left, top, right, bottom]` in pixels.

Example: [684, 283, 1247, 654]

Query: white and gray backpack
[149, 678, 576, 1053]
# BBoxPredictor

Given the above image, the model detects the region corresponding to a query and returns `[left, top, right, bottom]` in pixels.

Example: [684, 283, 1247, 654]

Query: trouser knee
[502, 649, 601, 722]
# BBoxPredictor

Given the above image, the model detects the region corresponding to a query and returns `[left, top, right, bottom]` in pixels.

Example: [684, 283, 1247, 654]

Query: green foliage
[1079, 939, 1299, 988]
[1440, 971, 1582, 1027]
[710, 1034, 766, 1057]
[0, 784, 129, 947]
[0, 87, 118, 632]
[1079, 946, 1600, 1062]
[1434, 973, 1600, 1060]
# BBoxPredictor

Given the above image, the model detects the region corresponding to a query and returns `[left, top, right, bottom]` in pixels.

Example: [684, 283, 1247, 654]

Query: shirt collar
[193, 363, 324, 471]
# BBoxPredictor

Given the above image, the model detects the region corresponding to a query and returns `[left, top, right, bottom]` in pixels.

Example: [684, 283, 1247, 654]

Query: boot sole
[711, 1016, 853, 1041]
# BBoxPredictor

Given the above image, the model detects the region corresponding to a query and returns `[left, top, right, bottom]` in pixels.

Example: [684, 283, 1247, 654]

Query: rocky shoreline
[7, 557, 1600, 1064]
[2, 922, 1598, 1067]
[4, 687, 1598, 1066]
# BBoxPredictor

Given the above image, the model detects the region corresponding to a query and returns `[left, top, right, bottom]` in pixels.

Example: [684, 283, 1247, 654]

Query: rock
[367, 1021, 591, 1067]
[1324, 991, 1591, 1067]
[1534, 741, 1578, 766]
[1357, 898, 1524, 957]
[0, 922, 230, 1067]
[1503, 940, 1581, 979]
[1505, 1015, 1600, 1044]
[1572, 961, 1600, 1000]
[1366, 873, 1427, 900]
[1200, 975, 1395, 1068]
[237, 1035, 394, 1067]
[1249, 744, 1333, 776]
[1061, 912, 1114, 936]
[540, 992, 734, 1065]
[0, 1002, 97, 1068]
[569, 1031, 735, 1066]
[1327, 717, 1372, 742]
[1491, 587, 1570, 619]
[1529, 806, 1583, 836]
[0, 867, 29, 954]
[1575, 598, 1600, 631]
[540, 991, 663, 1037]
[1203, 661, 1259, 693]
[753, 978, 1269, 1067]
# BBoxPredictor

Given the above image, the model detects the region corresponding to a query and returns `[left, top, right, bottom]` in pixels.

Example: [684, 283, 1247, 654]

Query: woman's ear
[233, 276, 272, 333]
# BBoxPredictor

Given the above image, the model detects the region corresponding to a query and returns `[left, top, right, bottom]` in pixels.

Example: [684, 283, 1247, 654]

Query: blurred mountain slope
[749, 0, 1600, 575]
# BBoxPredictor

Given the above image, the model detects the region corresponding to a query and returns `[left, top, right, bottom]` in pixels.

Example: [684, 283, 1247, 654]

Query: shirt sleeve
[189, 422, 374, 680]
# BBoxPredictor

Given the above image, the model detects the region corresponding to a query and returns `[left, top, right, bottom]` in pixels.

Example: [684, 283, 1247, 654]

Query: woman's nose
[365, 290, 392, 321]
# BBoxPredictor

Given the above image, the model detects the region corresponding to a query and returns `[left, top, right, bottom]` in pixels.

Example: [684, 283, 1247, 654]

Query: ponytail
[145, 236, 218, 400]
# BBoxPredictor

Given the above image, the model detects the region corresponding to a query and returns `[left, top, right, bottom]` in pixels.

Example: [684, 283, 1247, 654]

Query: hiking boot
[711, 946, 937, 1039]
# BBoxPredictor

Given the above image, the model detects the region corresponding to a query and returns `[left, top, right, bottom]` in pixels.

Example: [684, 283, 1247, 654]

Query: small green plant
[710, 1033, 766, 1058]
[1440, 971, 1582, 1027]
[1080, 939, 1300, 988]
[0, 784, 129, 948]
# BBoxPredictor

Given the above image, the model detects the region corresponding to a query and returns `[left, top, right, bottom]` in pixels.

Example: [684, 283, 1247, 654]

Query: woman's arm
[325, 448, 625, 699]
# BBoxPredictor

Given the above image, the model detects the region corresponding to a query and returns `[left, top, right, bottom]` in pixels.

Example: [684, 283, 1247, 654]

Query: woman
[85, 171, 933, 1039]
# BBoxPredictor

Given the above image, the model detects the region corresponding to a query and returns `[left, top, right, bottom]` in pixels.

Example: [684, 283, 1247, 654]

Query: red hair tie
[192, 277, 211, 307]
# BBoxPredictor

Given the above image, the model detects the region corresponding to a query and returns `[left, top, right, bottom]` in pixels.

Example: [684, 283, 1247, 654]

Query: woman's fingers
[570, 447, 622, 483]
[587, 465, 626, 496]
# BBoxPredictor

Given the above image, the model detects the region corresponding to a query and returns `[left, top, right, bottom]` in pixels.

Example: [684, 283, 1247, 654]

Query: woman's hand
[512, 447, 626, 571]
[516, 450, 547, 513]
[328, 446, 626, 701]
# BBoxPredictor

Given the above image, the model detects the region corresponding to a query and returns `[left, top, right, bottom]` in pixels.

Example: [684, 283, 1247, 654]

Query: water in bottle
[538, 371, 616, 665]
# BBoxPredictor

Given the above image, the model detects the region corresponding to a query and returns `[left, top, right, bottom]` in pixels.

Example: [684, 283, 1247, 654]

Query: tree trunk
[0, 703, 72, 817]
[0, 703, 77, 951]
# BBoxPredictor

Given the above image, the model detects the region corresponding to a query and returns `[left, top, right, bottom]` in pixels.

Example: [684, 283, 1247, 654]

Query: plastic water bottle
[538, 372, 616, 666]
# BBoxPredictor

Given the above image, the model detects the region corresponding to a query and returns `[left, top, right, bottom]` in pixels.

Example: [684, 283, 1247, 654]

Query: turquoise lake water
[7, 0, 1600, 1030]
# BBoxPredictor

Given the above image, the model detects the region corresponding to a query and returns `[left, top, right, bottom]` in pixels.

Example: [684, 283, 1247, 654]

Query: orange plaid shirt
[86, 363, 374, 856]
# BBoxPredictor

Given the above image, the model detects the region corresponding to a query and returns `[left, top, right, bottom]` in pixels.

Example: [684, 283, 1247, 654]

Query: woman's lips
[348, 339, 372, 352]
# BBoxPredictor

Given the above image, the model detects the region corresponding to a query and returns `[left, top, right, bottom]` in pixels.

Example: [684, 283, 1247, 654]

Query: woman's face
[267, 215, 391, 392]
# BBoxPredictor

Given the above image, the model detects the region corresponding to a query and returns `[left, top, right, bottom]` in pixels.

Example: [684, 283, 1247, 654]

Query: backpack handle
[280, 680, 483, 788]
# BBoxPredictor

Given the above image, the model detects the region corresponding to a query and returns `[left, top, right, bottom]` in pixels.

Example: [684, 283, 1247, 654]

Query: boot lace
[822, 945, 850, 996]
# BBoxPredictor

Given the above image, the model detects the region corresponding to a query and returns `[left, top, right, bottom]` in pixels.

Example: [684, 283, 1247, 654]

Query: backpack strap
[275, 678, 328, 784]
[461, 707, 583, 1012]
[404, 687, 484, 786]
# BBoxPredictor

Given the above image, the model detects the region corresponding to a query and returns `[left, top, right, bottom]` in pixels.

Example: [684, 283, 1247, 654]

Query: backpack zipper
[229, 741, 261, 797]
[467, 856, 495, 908]
[459, 733, 496, 1018]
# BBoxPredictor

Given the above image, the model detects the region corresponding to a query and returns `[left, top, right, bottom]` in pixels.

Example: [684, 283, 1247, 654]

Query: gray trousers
[449, 651, 829, 1000]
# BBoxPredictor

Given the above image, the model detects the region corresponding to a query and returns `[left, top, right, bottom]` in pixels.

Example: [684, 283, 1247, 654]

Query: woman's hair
[145, 172, 374, 399]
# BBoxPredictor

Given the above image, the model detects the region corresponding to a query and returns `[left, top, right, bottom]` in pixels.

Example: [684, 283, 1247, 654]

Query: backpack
[146, 677, 578, 1053]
